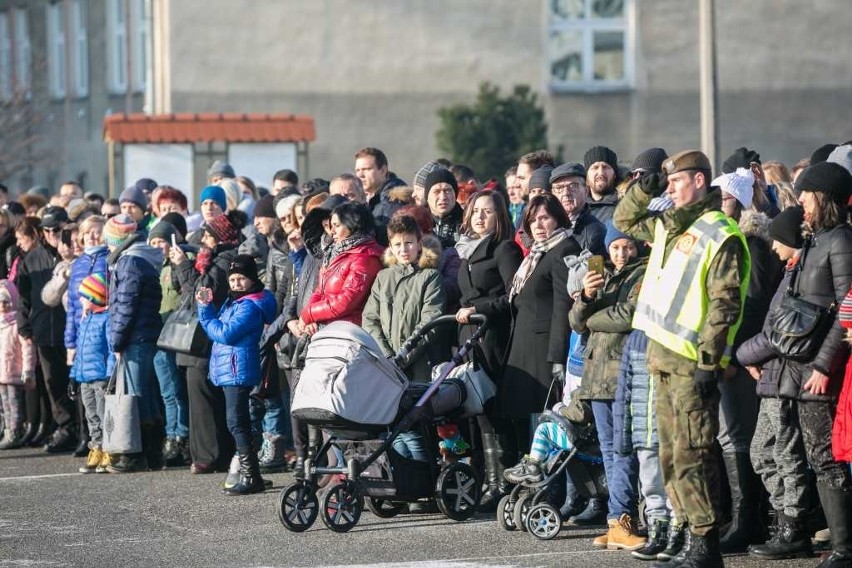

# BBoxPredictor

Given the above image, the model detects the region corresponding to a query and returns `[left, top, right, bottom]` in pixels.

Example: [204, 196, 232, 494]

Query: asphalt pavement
[0, 446, 822, 568]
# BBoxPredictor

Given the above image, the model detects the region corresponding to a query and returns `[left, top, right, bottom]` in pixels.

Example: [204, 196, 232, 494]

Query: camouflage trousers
[655, 371, 721, 535]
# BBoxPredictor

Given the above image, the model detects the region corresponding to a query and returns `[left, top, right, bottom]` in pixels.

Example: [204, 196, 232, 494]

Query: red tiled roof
[103, 113, 316, 144]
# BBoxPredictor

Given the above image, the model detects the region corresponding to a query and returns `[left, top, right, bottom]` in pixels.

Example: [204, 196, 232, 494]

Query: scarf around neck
[322, 233, 371, 267]
[455, 233, 491, 260]
[509, 228, 569, 300]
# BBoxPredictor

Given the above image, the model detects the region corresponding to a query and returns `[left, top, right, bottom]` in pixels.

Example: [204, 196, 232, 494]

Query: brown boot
[606, 513, 648, 551]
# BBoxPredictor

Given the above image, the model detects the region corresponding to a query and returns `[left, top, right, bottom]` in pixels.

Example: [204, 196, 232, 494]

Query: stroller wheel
[435, 462, 481, 521]
[320, 480, 363, 532]
[366, 498, 403, 519]
[513, 494, 532, 532]
[497, 494, 517, 531]
[525, 503, 562, 540]
[278, 483, 319, 532]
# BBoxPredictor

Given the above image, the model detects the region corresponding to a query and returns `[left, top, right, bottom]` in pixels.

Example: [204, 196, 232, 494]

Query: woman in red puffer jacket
[836, 286, 852, 463]
[298, 202, 383, 334]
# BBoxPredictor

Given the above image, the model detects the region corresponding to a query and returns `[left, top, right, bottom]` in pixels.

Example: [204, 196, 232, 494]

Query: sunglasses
[43, 226, 62, 233]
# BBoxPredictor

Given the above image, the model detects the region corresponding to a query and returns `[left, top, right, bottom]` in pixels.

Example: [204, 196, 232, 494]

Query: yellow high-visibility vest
[632, 210, 750, 367]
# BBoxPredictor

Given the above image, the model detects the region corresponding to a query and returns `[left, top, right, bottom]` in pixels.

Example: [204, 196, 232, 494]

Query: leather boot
[29, 423, 53, 448]
[19, 422, 37, 447]
[73, 398, 89, 457]
[477, 432, 509, 512]
[720, 452, 766, 553]
[749, 512, 813, 559]
[568, 496, 607, 525]
[633, 518, 670, 560]
[44, 426, 78, 453]
[106, 452, 148, 473]
[223, 448, 267, 496]
[816, 483, 852, 567]
[0, 427, 24, 450]
[164, 436, 189, 467]
[654, 522, 688, 565]
[679, 528, 723, 568]
[141, 422, 165, 470]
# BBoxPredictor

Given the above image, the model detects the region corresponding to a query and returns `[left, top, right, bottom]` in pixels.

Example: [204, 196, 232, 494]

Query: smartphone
[587, 255, 605, 275]
[171, 234, 178, 249]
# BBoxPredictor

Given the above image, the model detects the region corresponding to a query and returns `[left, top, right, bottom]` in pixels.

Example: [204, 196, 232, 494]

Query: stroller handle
[391, 314, 487, 367]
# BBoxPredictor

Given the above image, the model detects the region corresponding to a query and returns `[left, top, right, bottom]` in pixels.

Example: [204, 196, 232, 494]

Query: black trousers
[37, 344, 73, 430]
[184, 364, 234, 469]
[25, 365, 52, 428]
[288, 368, 309, 459]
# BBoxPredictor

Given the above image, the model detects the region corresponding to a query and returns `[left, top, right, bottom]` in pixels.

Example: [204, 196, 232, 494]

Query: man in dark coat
[354, 147, 407, 226]
[550, 162, 606, 255]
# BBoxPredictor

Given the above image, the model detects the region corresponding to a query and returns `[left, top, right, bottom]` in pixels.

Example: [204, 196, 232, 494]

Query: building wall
[168, 0, 852, 184]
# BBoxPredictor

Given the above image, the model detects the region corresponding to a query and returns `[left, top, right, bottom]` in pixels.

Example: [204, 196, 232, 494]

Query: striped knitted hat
[840, 286, 852, 329]
[103, 214, 137, 247]
[79, 273, 108, 308]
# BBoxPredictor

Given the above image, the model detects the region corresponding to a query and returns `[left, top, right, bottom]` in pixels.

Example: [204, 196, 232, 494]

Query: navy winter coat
[70, 311, 115, 383]
[108, 234, 164, 352]
[65, 245, 109, 349]
[613, 329, 658, 454]
[199, 289, 277, 387]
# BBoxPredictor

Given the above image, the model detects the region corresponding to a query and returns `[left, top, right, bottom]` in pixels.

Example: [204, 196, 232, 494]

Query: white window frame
[46, 3, 66, 99]
[0, 13, 11, 101]
[107, 0, 145, 94]
[547, 0, 635, 93]
[13, 8, 31, 96]
[71, 0, 88, 97]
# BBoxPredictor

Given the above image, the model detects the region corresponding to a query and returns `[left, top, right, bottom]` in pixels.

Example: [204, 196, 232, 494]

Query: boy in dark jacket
[102, 214, 164, 474]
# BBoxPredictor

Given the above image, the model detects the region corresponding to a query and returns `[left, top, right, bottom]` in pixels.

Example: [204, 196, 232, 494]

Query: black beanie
[228, 254, 260, 285]
[254, 194, 276, 219]
[794, 162, 852, 205]
[630, 148, 668, 173]
[424, 168, 458, 196]
[528, 166, 554, 192]
[810, 143, 839, 165]
[722, 147, 761, 174]
[583, 145, 618, 172]
[148, 221, 182, 245]
[769, 206, 804, 249]
[159, 212, 187, 239]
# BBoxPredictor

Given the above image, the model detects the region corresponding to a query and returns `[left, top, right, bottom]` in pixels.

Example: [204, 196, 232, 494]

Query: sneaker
[569, 496, 607, 525]
[96, 452, 114, 473]
[632, 518, 669, 560]
[105, 453, 148, 474]
[657, 521, 686, 560]
[605, 513, 647, 551]
[503, 455, 543, 484]
[258, 433, 287, 473]
[79, 446, 104, 474]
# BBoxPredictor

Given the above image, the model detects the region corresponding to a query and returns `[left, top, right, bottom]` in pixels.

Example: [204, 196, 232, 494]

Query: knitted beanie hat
[528, 166, 554, 192]
[199, 185, 227, 211]
[583, 145, 618, 172]
[205, 213, 239, 244]
[103, 214, 137, 247]
[254, 194, 276, 219]
[228, 254, 259, 285]
[794, 162, 852, 206]
[768, 205, 805, 249]
[810, 143, 839, 165]
[79, 273, 108, 308]
[148, 221, 182, 245]
[827, 144, 852, 175]
[118, 184, 148, 210]
[424, 168, 458, 196]
[711, 167, 755, 209]
[159, 212, 187, 239]
[630, 147, 668, 174]
[604, 220, 633, 251]
[721, 147, 761, 174]
[414, 161, 442, 189]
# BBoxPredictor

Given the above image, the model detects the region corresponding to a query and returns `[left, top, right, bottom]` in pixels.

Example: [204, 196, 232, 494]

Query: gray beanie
[414, 161, 442, 189]
[828, 144, 852, 175]
[207, 160, 235, 180]
[528, 166, 554, 192]
[119, 184, 148, 209]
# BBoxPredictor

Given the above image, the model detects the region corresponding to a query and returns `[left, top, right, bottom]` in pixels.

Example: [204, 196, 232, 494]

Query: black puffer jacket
[16, 244, 64, 346]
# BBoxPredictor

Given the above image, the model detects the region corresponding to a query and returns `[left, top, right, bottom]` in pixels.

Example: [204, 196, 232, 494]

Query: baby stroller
[497, 409, 607, 540]
[277, 315, 490, 533]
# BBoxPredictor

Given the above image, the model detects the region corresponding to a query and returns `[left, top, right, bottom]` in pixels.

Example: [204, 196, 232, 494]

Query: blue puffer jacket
[65, 245, 109, 349]
[613, 329, 657, 453]
[108, 234, 164, 352]
[69, 311, 115, 383]
[199, 289, 276, 387]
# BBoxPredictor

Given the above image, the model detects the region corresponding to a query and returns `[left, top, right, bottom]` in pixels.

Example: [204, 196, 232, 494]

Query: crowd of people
[0, 140, 851, 567]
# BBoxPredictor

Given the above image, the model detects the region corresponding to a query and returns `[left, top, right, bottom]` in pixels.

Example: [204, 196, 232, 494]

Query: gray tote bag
[102, 360, 142, 454]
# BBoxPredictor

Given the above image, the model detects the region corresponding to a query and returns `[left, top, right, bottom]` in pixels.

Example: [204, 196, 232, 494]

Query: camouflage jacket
[613, 185, 747, 376]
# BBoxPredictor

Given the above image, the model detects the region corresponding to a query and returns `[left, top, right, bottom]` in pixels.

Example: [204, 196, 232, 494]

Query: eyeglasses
[551, 182, 583, 196]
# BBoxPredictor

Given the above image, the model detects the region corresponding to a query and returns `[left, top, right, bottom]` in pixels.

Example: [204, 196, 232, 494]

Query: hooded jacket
[0, 280, 36, 385]
[362, 235, 446, 381]
[199, 289, 277, 387]
[69, 310, 115, 383]
[108, 233, 164, 351]
[370, 173, 408, 226]
[65, 245, 109, 349]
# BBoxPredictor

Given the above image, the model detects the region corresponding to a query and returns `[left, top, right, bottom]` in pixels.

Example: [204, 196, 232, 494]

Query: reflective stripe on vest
[632, 211, 750, 366]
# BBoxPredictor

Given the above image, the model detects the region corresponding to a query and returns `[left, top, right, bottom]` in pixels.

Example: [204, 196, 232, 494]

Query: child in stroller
[496, 399, 607, 540]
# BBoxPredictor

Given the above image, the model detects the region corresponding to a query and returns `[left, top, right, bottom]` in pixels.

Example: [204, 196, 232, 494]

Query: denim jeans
[119, 342, 161, 424]
[637, 448, 675, 523]
[153, 350, 189, 438]
[80, 381, 107, 446]
[591, 400, 638, 520]
[223, 385, 253, 451]
[393, 430, 428, 462]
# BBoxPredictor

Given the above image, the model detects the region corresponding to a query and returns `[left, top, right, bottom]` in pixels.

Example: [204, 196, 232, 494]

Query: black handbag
[767, 235, 836, 362]
[156, 294, 211, 357]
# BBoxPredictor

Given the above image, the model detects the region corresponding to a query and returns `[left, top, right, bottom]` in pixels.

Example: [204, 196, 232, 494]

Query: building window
[548, 0, 634, 92]
[72, 0, 88, 97]
[107, 0, 145, 94]
[14, 8, 31, 96]
[46, 3, 66, 99]
[0, 14, 10, 100]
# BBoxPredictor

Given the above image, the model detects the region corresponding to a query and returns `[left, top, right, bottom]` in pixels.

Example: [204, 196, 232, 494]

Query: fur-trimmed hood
[739, 209, 772, 243]
[382, 234, 441, 269]
[387, 186, 414, 205]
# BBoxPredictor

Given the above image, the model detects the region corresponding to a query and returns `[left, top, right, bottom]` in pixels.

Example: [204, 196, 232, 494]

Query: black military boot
[477, 432, 509, 512]
[656, 521, 687, 562]
[720, 452, 766, 553]
[749, 513, 813, 559]
[679, 528, 723, 568]
[633, 518, 670, 561]
[816, 483, 852, 568]
[223, 449, 267, 496]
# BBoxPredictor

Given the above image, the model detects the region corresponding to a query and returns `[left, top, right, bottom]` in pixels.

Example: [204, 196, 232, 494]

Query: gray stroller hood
[291, 321, 410, 427]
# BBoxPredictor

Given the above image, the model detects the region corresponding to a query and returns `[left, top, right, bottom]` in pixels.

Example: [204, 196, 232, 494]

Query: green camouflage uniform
[614, 185, 748, 535]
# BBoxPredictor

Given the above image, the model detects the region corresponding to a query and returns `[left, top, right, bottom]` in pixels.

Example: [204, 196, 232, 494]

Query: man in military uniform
[614, 150, 751, 568]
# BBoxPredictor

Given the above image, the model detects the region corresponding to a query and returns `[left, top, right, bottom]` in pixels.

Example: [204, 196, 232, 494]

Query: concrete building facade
[4, 0, 851, 195]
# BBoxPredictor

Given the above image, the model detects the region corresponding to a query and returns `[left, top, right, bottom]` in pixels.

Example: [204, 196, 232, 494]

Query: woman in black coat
[455, 190, 522, 510]
[498, 194, 579, 466]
